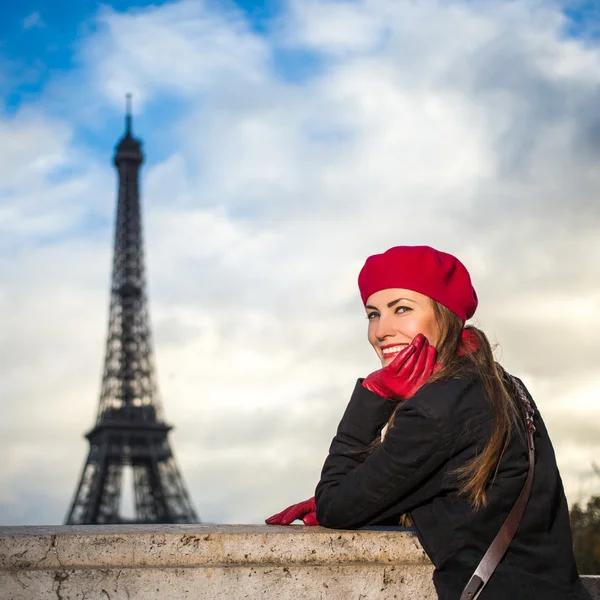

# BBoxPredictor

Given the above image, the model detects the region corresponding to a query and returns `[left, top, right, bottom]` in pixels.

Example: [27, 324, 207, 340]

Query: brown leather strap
[459, 375, 536, 600]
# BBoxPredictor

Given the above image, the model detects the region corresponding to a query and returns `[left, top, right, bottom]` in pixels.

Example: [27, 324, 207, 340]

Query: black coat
[315, 373, 591, 600]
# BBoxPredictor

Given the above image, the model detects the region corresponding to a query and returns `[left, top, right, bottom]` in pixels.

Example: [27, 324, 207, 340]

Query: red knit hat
[358, 245, 478, 321]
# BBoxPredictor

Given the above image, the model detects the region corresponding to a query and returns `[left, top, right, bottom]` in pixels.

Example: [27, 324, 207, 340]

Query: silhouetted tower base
[65, 96, 199, 524]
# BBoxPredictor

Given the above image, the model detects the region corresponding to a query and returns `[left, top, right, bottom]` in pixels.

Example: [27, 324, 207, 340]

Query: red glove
[458, 328, 479, 356]
[265, 497, 319, 526]
[362, 333, 437, 401]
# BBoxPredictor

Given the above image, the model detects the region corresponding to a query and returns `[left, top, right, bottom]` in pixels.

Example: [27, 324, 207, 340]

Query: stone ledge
[0, 525, 435, 600]
[0, 525, 429, 571]
[0, 526, 597, 600]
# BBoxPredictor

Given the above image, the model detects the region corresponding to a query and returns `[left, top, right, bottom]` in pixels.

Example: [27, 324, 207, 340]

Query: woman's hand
[265, 497, 319, 526]
[362, 333, 437, 401]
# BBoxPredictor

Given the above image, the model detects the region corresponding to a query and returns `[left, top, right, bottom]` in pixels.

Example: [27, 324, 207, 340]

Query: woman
[266, 245, 590, 600]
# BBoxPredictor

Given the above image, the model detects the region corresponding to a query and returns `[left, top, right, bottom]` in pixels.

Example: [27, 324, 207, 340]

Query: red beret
[358, 245, 478, 321]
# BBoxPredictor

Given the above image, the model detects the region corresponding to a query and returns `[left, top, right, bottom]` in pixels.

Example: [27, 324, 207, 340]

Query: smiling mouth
[381, 344, 408, 357]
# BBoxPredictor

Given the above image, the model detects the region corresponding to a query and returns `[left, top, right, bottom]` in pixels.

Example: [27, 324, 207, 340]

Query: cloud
[23, 12, 45, 30]
[1, 0, 600, 526]
[81, 1, 270, 109]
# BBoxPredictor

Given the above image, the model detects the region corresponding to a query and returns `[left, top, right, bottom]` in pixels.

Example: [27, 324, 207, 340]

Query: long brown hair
[384, 300, 520, 510]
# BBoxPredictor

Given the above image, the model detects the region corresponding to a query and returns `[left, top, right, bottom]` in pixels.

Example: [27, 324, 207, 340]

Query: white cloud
[82, 1, 270, 109]
[1, 0, 600, 526]
[282, 0, 391, 55]
[23, 12, 45, 30]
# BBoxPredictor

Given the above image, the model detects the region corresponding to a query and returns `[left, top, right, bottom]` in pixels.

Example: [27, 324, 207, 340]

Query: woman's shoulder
[407, 372, 490, 426]
[420, 370, 483, 401]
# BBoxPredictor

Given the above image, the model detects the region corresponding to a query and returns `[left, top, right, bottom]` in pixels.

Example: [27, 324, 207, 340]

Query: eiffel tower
[65, 97, 199, 524]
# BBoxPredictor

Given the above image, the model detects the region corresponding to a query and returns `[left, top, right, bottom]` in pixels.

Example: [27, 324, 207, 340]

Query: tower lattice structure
[65, 98, 199, 524]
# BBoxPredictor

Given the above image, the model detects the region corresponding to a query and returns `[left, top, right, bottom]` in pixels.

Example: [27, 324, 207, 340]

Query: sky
[1, 0, 600, 526]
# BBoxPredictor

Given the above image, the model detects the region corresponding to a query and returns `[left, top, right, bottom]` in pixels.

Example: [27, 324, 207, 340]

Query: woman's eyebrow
[365, 297, 417, 311]
[387, 297, 417, 308]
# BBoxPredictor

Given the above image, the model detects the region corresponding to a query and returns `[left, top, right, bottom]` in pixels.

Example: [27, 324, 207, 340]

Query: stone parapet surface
[585, 577, 600, 599]
[0, 525, 597, 600]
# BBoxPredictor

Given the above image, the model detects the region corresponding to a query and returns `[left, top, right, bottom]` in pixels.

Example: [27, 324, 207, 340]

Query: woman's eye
[367, 312, 379, 320]
[395, 305, 412, 314]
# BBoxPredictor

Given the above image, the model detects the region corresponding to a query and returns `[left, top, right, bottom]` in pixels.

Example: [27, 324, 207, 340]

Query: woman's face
[366, 288, 440, 367]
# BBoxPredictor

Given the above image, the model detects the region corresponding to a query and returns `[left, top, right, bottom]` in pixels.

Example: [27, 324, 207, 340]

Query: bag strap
[459, 375, 536, 600]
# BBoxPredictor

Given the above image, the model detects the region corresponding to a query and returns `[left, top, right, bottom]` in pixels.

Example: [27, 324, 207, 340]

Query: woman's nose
[375, 314, 394, 341]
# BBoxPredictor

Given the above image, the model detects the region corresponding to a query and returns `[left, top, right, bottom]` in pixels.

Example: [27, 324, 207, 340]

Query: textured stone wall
[0, 525, 597, 600]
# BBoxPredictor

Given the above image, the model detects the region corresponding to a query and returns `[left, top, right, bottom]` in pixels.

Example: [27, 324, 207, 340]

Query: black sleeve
[314, 380, 397, 474]
[334, 379, 397, 444]
[315, 381, 451, 529]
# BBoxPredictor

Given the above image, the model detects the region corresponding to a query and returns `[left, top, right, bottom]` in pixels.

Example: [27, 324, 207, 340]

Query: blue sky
[2, 0, 597, 163]
[1, 0, 600, 526]
[2, 1, 282, 91]
[1, 0, 598, 99]
[0, 0, 308, 105]
[0, 0, 327, 167]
